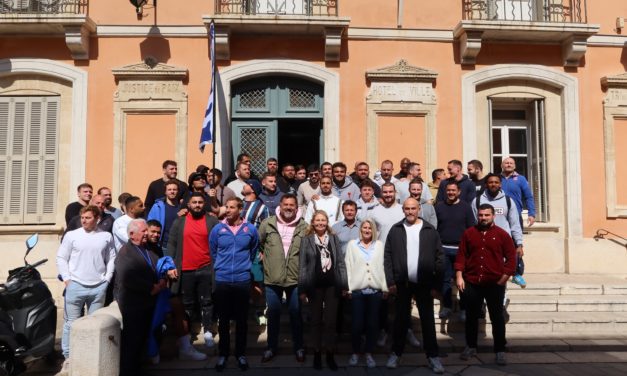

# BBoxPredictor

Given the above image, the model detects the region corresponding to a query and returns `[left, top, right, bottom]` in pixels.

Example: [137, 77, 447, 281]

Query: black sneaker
[326, 351, 338, 371]
[215, 356, 227, 372]
[237, 356, 249, 371]
[313, 351, 322, 370]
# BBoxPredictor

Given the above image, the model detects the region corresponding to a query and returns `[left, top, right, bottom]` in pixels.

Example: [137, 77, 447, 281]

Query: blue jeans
[442, 246, 460, 309]
[265, 285, 303, 353]
[62, 281, 108, 358]
[350, 291, 382, 353]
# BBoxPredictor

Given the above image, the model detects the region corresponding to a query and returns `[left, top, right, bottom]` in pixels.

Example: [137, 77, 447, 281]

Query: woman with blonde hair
[298, 210, 348, 370]
[345, 218, 388, 368]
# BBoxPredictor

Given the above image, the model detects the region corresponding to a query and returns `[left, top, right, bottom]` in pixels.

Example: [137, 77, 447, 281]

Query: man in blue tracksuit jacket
[209, 197, 259, 372]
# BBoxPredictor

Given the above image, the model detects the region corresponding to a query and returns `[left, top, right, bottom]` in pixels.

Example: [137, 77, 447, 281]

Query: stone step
[505, 294, 627, 312]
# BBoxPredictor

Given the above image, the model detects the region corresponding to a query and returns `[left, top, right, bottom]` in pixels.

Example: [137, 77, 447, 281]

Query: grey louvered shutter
[0, 98, 27, 224]
[24, 97, 59, 224]
[0, 99, 9, 223]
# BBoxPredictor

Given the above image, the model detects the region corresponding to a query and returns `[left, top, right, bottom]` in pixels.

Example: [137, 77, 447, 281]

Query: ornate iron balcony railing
[215, 0, 338, 17]
[0, 0, 88, 14]
[463, 0, 587, 23]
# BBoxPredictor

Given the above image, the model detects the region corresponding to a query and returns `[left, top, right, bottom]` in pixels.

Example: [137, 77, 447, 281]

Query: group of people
[56, 153, 536, 375]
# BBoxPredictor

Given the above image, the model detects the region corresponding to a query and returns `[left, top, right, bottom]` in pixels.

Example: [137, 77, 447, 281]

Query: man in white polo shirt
[57, 205, 116, 370]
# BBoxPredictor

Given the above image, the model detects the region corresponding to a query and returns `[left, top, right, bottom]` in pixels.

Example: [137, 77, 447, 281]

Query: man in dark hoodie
[435, 159, 476, 204]
[259, 172, 284, 216]
[277, 163, 299, 194]
[331, 162, 361, 201]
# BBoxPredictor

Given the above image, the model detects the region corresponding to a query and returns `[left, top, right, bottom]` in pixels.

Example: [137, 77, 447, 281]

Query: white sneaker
[386, 352, 399, 369]
[204, 331, 215, 348]
[428, 356, 445, 374]
[406, 329, 421, 347]
[150, 355, 160, 365]
[460, 346, 477, 361]
[348, 353, 359, 366]
[365, 353, 376, 368]
[179, 345, 207, 361]
[377, 329, 388, 347]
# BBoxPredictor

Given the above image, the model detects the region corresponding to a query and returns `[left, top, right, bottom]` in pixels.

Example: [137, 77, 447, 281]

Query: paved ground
[25, 351, 627, 375]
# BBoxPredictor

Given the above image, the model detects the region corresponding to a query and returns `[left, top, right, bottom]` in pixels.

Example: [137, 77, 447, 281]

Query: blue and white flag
[200, 22, 216, 152]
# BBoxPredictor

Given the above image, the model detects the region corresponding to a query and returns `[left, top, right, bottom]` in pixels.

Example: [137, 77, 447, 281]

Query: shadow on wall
[139, 26, 171, 64]
[622, 43, 627, 71]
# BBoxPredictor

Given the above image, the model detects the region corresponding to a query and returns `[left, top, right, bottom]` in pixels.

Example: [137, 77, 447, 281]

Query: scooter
[0, 234, 57, 376]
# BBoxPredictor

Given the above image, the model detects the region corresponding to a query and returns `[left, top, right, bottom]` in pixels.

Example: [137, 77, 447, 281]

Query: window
[490, 100, 548, 222]
[0, 96, 59, 224]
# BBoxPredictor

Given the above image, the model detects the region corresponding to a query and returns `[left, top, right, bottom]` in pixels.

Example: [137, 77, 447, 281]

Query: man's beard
[478, 221, 491, 230]
[190, 208, 205, 219]
[487, 188, 499, 198]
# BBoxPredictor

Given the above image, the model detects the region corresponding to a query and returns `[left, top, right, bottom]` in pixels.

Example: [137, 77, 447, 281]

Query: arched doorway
[231, 76, 324, 175]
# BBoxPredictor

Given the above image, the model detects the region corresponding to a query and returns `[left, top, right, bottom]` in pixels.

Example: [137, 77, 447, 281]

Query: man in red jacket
[455, 203, 516, 366]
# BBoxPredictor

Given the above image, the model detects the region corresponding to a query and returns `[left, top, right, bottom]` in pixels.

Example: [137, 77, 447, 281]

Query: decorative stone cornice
[366, 60, 438, 83]
[601, 73, 627, 89]
[111, 60, 188, 80]
[453, 20, 599, 67]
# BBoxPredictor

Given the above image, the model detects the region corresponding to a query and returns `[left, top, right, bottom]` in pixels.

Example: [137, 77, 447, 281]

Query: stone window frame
[601, 73, 627, 218]
[112, 62, 189, 196]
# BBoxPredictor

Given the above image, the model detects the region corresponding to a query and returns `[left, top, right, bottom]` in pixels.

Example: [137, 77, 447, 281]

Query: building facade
[0, 0, 626, 289]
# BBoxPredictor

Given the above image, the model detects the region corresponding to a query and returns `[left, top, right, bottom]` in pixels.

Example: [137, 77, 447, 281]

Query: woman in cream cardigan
[345, 218, 388, 368]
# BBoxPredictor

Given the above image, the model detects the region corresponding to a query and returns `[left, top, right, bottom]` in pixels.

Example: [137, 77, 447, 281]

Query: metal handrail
[462, 0, 587, 23]
[215, 0, 338, 17]
[594, 229, 627, 249]
[0, 0, 88, 14]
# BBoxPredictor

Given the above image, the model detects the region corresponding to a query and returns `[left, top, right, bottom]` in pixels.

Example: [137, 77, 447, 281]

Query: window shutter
[24, 97, 59, 224]
[3, 99, 27, 224]
[0, 99, 8, 223]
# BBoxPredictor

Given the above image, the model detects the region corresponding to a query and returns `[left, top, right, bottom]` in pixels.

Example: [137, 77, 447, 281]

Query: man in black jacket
[115, 219, 167, 376]
[383, 198, 445, 374]
[144, 160, 188, 213]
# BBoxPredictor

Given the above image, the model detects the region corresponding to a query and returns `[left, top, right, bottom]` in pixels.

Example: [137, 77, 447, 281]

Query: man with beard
[435, 160, 476, 204]
[320, 161, 333, 179]
[297, 164, 321, 214]
[227, 162, 252, 200]
[471, 174, 523, 259]
[407, 179, 437, 228]
[467, 160, 486, 192]
[147, 180, 184, 254]
[258, 194, 308, 363]
[144, 160, 188, 213]
[65, 194, 115, 234]
[98, 187, 122, 219]
[259, 172, 284, 215]
[224, 153, 259, 185]
[182, 172, 213, 213]
[456, 204, 516, 366]
[393, 157, 411, 180]
[277, 163, 299, 194]
[145, 219, 207, 361]
[112, 196, 146, 251]
[204, 168, 236, 215]
[435, 181, 476, 320]
[374, 160, 398, 187]
[266, 158, 279, 174]
[304, 176, 343, 226]
[351, 162, 382, 197]
[396, 163, 432, 204]
[166, 193, 219, 349]
[331, 162, 361, 201]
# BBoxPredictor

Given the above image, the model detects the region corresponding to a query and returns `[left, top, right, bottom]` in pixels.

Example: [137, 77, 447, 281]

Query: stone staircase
[218, 274, 627, 355]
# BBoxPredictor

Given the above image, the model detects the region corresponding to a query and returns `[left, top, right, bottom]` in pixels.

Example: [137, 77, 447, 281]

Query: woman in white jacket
[344, 218, 388, 368]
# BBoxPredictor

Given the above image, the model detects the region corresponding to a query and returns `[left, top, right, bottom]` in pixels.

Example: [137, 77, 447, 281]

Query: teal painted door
[232, 120, 278, 177]
[231, 77, 324, 170]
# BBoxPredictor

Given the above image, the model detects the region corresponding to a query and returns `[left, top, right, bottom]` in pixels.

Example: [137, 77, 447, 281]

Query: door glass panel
[492, 128, 502, 154]
[509, 128, 527, 154]
[239, 127, 268, 177]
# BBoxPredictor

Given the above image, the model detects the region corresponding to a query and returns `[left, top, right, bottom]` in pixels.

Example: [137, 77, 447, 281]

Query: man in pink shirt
[257, 194, 309, 363]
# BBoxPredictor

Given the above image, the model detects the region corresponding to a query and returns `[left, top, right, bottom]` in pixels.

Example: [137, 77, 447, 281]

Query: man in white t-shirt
[383, 198, 445, 373]
[304, 176, 343, 226]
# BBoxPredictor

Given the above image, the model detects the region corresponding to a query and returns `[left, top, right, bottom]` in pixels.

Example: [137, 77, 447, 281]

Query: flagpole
[211, 55, 217, 171]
